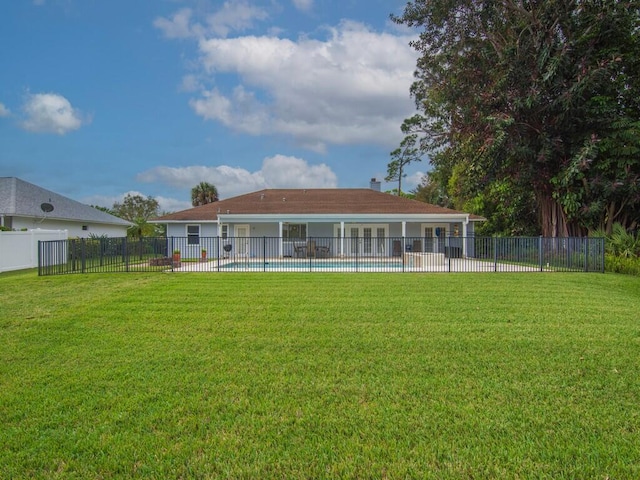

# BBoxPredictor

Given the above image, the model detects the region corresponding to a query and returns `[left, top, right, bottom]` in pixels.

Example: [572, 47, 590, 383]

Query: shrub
[605, 254, 640, 276]
[591, 223, 639, 275]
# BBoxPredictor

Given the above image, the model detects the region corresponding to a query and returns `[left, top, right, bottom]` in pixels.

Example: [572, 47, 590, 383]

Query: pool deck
[171, 257, 546, 273]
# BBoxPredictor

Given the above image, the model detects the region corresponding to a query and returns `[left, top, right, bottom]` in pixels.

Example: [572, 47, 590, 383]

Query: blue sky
[0, 0, 423, 213]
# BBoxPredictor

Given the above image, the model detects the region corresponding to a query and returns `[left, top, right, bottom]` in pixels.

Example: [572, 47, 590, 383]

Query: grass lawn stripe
[1, 270, 639, 478]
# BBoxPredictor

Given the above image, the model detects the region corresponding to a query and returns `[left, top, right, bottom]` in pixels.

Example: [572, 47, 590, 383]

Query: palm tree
[191, 182, 219, 206]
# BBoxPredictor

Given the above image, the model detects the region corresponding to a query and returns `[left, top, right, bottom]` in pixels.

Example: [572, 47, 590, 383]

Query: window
[283, 223, 307, 240]
[187, 224, 200, 245]
[220, 224, 228, 239]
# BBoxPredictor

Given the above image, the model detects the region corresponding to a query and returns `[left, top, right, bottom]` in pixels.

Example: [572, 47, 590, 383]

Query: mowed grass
[1, 270, 639, 479]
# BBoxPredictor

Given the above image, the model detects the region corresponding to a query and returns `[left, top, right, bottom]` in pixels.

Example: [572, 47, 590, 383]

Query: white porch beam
[279, 221, 283, 258]
[340, 221, 345, 257]
[462, 219, 468, 256]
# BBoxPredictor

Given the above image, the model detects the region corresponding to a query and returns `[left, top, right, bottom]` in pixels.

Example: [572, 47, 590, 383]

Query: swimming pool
[219, 260, 404, 271]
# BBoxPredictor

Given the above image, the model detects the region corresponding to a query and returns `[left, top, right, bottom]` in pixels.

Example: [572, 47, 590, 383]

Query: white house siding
[9, 217, 128, 238]
[167, 221, 476, 243]
[166, 223, 218, 238]
[164, 219, 478, 259]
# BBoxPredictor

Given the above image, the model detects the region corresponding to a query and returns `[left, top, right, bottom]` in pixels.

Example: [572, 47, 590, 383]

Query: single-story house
[0, 177, 132, 237]
[152, 181, 484, 259]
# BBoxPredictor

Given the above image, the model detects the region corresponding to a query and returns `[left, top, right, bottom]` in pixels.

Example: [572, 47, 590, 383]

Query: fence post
[124, 237, 129, 272]
[81, 238, 86, 273]
[584, 237, 589, 272]
[493, 237, 497, 272]
[355, 236, 359, 272]
[263, 236, 266, 272]
[170, 237, 174, 272]
[539, 236, 543, 271]
[37, 240, 42, 276]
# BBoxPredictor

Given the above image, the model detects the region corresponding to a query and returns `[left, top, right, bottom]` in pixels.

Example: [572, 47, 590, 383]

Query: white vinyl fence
[0, 229, 68, 273]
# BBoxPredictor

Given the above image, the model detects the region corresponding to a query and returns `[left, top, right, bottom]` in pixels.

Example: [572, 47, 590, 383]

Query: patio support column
[340, 221, 345, 257]
[278, 221, 283, 258]
[462, 219, 468, 257]
[402, 221, 406, 255]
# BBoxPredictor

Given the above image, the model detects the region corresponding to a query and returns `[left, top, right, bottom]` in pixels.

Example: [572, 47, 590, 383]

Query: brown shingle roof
[154, 189, 479, 222]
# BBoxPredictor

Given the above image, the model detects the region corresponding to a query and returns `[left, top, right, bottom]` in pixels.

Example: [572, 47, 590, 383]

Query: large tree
[386, 134, 422, 196]
[112, 194, 161, 238]
[191, 182, 219, 207]
[395, 0, 640, 236]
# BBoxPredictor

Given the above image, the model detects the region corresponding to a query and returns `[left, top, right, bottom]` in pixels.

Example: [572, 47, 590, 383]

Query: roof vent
[260, 194, 265, 200]
[370, 178, 381, 191]
[282, 197, 286, 202]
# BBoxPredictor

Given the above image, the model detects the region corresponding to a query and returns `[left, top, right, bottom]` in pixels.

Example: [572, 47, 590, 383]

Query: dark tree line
[394, 0, 640, 236]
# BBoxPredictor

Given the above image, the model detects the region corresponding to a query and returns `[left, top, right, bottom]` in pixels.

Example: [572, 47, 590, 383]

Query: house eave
[9, 213, 133, 227]
[218, 213, 471, 223]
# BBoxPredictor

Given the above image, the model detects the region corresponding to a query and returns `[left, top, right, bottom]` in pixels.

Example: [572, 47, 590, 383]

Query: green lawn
[1, 270, 639, 479]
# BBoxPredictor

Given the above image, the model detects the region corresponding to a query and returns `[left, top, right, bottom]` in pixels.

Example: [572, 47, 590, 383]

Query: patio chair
[293, 244, 307, 258]
[307, 240, 316, 258]
[315, 245, 330, 258]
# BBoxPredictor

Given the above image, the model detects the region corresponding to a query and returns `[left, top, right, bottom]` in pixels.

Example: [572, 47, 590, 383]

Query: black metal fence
[37, 236, 605, 275]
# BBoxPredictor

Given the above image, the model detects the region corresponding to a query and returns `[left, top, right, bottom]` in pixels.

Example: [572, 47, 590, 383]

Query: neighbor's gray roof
[0, 177, 131, 226]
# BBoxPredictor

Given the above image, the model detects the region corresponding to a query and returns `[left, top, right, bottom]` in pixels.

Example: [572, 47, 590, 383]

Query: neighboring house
[152, 180, 484, 258]
[0, 177, 131, 237]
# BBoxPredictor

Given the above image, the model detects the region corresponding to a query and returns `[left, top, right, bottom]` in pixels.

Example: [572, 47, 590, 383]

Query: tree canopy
[395, 0, 640, 236]
[112, 194, 161, 238]
[191, 182, 219, 207]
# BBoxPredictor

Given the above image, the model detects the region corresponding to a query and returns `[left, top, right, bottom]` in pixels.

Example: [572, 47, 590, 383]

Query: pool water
[220, 260, 404, 270]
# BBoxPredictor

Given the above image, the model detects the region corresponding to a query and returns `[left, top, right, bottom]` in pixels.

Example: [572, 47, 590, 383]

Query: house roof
[154, 188, 484, 222]
[0, 177, 131, 226]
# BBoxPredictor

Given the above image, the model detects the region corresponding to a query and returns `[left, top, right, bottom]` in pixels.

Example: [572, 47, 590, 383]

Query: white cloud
[154, 1, 268, 40]
[292, 0, 313, 12]
[206, 0, 268, 37]
[20, 93, 87, 135]
[189, 21, 418, 150]
[154, 195, 194, 213]
[179, 74, 203, 93]
[0, 103, 10, 117]
[405, 171, 426, 191]
[136, 155, 338, 199]
[153, 8, 196, 39]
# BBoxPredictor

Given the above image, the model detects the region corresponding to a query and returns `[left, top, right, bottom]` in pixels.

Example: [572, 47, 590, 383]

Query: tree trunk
[536, 192, 581, 237]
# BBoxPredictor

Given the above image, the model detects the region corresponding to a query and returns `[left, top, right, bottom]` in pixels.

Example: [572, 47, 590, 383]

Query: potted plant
[201, 248, 207, 261]
[172, 249, 181, 267]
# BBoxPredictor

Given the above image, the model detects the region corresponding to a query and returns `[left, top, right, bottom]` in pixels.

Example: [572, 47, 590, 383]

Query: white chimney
[370, 178, 381, 191]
